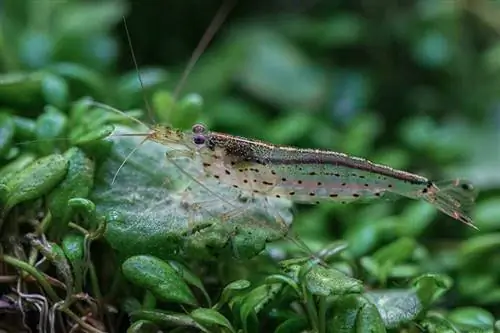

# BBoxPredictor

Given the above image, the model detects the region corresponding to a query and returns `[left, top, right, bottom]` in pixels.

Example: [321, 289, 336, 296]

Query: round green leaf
[0, 153, 36, 183]
[448, 307, 495, 330]
[0, 72, 44, 107]
[411, 274, 453, 308]
[41, 73, 69, 109]
[330, 294, 386, 333]
[420, 314, 460, 333]
[304, 266, 363, 296]
[122, 255, 197, 306]
[34, 105, 68, 155]
[2, 154, 68, 216]
[365, 290, 421, 329]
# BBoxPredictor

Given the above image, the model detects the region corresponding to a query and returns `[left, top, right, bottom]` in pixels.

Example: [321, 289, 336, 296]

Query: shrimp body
[148, 123, 478, 228]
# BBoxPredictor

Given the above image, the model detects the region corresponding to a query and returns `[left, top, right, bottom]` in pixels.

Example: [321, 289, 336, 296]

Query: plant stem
[1, 254, 60, 302]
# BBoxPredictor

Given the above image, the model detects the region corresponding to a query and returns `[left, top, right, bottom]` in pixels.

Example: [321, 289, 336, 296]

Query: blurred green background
[1, 0, 500, 331]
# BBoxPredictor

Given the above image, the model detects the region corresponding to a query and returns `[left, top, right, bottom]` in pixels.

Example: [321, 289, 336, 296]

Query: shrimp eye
[192, 123, 206, 134]
[193, 134, 206, 145]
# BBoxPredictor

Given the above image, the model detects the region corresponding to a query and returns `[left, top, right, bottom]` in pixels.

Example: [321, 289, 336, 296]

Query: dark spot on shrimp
[243, 179, 248, 183]
[281, 177, 287, 182]
[298, 180, 303, 184]
[315, 201, 320, 204]
[359, 175, 365, 179]
[232, 185, 239, 188]
[289, 191, 295, 195]
[317, 182, 322, 186]
[351, 173, 357, 177]
[422, 188, 428, 194]
[461, 183, 473, 191]
[225, 170, 231, 175]
[253, 190, 260, 193]
[309, 192, 315, 196]
[353, 194, 360, 198]
[214, 175, 220, 179]
[275, 194, 281, 198]
[335, 173, 340, 177]
[238, 169, 244, 172]
[253, 179, 257, 183]
[375, 192, 381, 197]
[231, 161, 236, 165]
[388, 184, 393, 188]
[309, 171, 317, 176]
[271, 170, 276, 175]
[203, 163, 211, 167]
[329, 194, 338, 198]
[364, 183, 369, 187]
[262, 181, 273, 186]
[341, 183, 347, 186]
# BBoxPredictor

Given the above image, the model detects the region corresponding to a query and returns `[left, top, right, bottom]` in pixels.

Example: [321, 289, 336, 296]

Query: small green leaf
[70, 124, 114, 145]
[168, 260, 211, 306]
[67, 198, 99, 230]
[35, 105, 68, 155]
[47, 147, 95, 239]
[0, 112, 14, 157]
[421, 313, 460, 333]
[126, 320, 160, 333]
[217, 279, 251, 308]
[122, 255, 197, 306]
[1, 154, 68, 216]
[475, 198, 500, 230]
[190, 308, 235, 333]
[304, 266, 363, 296]
[460, 233, 500, 260]
[361, 237, 417, 283]
[265, 274, 300, 296]
[317, 240, 349, 262]
[174, 93, 204, 129]
[411, 274, 453, 308]
[365, 290, 421, 328]
[121, 297, 142, 314]
[41, 73, 69, 109]
[274, 317, 309, 333]
[49, 63, 105, 99]
[330, 294, 386, 333]
[239, 283, 283, 331]
[130, 310, 208, 332]
[0, 72, 44, 107]
[447, 307, 495, 330]
[0, 153, 36, 183]
[117, 68, 169, 109]
[61, 233, 85, 291]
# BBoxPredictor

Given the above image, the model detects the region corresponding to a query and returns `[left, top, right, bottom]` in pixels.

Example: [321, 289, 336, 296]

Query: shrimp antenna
[89, 101, 149, 129]
[172, 0, 237, 102]
[122, 16, 156, 124]
[111, 136, 149, 185]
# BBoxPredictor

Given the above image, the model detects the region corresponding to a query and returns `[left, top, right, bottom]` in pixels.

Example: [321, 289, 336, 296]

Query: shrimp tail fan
[428, 179, 479, 229]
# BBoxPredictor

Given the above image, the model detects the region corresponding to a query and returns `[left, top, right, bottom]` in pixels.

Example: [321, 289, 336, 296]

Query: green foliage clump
[0, 1, 500, 332]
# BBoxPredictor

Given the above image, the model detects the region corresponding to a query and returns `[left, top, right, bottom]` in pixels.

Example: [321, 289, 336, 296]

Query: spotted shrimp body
[174, 124, 478, 228]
